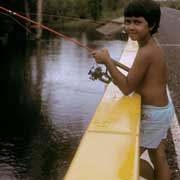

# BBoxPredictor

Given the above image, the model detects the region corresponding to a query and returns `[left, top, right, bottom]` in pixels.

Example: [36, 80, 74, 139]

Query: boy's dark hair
[124, 0, 161, 35]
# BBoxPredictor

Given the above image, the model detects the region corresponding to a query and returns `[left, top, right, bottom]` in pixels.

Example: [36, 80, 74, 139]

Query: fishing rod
[0, 6, 92, 51]
[0, 6, 129, 83]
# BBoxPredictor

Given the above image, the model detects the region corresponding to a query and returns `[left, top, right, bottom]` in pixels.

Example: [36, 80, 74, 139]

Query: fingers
[91, 50, 97, 56]
[91, 50, 100, 60]
[91, 48, 108, 56]
[91, 48, 109, 64]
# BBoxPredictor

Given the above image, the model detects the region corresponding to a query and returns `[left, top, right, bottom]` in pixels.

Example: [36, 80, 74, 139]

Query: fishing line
[0, 6, 129, 83]
[17, 12, 122, 25]
[0, 6, 93, 52]
[0, 11, 36, 37]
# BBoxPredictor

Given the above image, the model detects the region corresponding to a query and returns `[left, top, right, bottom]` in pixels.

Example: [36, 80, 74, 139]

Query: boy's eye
[125, 20, 131, 25]
[134, 20, 141, 25]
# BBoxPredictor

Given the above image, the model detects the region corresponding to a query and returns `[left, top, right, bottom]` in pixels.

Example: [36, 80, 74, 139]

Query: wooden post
[24, 0, 31, 37]
[36, 0, 43, 39]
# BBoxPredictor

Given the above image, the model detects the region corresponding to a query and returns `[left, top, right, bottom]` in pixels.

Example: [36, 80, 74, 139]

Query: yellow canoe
[65, 39, 140, 180]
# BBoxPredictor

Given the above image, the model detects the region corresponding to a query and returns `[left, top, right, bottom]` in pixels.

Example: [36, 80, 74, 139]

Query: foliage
[102, 0, 128, 11]
[43, 0, 89, 20]
[43, 0, 128, 21]
[0, 0, 130, 31]
[88, 0, 102, 20]
[160, 0, 180, 10]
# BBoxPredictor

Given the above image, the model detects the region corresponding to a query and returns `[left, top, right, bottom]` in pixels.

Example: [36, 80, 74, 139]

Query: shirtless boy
[92, 0, 174, 180]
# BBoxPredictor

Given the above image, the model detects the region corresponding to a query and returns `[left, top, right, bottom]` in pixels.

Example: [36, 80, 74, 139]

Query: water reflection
[0, 31, 125, 180]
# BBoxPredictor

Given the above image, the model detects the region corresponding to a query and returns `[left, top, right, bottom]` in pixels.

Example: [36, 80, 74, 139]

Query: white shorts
[140, 100, 174, 149]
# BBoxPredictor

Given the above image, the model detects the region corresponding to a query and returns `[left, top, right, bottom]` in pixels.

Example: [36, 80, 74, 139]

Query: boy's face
[124, 16, 152, 41]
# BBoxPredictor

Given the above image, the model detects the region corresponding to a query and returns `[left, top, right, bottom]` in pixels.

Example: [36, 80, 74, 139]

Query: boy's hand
[92, 48, 110, 65]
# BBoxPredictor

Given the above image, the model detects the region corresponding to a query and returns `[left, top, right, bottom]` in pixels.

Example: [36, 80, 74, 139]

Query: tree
[36, 0, 43, 39]
[88, 0, 102, 21]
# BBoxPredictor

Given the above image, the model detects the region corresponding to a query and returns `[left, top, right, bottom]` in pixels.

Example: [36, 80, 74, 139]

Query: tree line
[1, 0, 180, 40]
[43, 0, 128, 21]
[1, 0, 180, 22]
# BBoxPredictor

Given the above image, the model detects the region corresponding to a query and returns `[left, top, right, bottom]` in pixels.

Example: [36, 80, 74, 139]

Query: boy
[92, 0, 174, 180]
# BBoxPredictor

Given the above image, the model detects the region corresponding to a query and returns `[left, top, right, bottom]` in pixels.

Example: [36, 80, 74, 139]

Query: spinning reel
[88, 65, 112, 84]
[88, 56, 129, 84]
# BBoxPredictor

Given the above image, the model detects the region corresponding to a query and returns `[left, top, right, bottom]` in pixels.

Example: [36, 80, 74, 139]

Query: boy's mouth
[129, 33, 137, 37]
[128, 33, 138, 40]
[129, 31, 137, 35]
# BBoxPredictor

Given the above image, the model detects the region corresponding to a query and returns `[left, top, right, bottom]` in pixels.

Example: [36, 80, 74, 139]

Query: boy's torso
[135, 40, 168, 107]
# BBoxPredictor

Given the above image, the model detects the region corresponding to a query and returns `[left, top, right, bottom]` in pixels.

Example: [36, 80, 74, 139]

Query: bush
[160, 0, 180, 10]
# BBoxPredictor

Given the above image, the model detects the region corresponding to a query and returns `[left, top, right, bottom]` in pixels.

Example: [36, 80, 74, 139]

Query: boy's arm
[111, 59, 130, 72]
[92, 48, 150, 95]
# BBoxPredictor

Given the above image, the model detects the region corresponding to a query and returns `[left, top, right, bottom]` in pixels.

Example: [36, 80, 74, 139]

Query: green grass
[160, 1, 180, 10]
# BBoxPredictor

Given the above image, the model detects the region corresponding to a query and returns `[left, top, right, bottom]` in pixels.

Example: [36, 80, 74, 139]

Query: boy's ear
[149, 26, 153, 31]
[149, 23, 155, 31]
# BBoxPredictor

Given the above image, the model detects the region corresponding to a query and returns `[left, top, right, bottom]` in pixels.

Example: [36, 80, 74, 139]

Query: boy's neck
[138, 34, 152, 48]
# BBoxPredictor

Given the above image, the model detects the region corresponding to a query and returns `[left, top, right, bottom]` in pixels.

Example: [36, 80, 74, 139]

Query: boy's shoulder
[136, 45, 153, 64]
[138, 41, 163, 62]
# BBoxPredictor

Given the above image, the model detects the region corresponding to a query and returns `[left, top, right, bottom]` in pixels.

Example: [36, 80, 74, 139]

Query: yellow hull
[65, 39, 140, 180]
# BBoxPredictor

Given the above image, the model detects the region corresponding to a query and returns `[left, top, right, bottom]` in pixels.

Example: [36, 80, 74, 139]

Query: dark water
[0, 30, 125, 180]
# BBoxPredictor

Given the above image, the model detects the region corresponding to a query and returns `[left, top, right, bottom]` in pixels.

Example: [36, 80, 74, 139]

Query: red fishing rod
[0, 6, 129, 83]
[0, 6, 93, 52]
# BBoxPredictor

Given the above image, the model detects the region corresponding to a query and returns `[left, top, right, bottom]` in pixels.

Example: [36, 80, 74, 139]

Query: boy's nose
[128, 23, 135, 30]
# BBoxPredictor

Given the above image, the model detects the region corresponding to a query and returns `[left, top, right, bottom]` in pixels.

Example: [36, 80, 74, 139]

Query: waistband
[142, 99, 174, 110]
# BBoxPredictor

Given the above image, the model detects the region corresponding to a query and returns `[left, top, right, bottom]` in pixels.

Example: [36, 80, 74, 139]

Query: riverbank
[156, 7, 180, 180]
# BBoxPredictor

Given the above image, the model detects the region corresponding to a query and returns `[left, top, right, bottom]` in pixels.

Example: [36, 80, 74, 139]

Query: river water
[0, 30, 125, 180]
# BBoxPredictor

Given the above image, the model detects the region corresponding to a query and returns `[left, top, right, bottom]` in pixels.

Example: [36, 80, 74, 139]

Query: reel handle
[112, 59, 130, 72]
